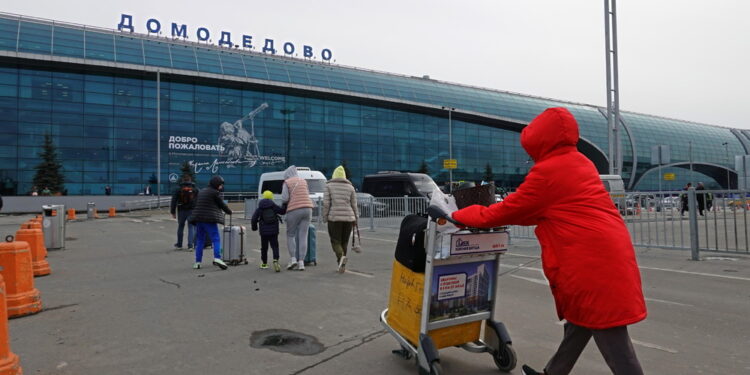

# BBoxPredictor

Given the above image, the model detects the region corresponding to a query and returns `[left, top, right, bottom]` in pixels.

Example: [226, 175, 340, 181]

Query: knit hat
[332, 166, 346, 179]
[209, 175, 224, 189]
[262, 190, 274, 200]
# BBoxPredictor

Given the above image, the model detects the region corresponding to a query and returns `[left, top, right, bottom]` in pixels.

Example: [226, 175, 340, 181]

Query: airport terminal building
[0, 12, 748, 196]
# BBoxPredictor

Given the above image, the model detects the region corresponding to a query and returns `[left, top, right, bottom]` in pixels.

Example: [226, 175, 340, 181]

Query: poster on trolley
[429, 260, 496, 322]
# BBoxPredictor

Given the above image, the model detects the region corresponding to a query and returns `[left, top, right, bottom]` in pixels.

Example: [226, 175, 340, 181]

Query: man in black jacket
[170, 177, 198, 249]
[191, 176, 232, 270]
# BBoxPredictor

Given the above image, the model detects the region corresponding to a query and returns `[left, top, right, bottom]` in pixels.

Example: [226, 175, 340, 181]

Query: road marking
[631, 339, 678, 354]
[639, 266, 750, 282]
[644, 297, 693, 307]
[346, 269, 375, 278]
[130, 219, 143, 223]
[505, 252, 540, 259]
[360, 236, 396, 243]
[510, 275, 549, 285]
[499, 264, 544, 273]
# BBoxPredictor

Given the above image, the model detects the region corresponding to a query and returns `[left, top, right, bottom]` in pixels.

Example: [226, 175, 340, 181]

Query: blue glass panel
[265, 63, 289, 83]
[52, 26, 84, 58]
[0, 18, 19, 51]
[219, 52, 245, 76]
[169, 45, 197, 71]
[84, 31, 115, 61]
[195, 48, 222, 74]
[114, 36, 143, 65]
[18, 21, 52, 54]
[241, 55, 269, 80]
[143, 40, 171, 68]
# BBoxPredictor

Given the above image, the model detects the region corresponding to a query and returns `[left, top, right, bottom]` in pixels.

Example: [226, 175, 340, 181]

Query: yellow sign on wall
[664, 173, 676, 181]
[443, 159, 457, 169]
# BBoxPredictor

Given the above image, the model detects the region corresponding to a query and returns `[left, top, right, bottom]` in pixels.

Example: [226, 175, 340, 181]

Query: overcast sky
[5, 0, 749, 129]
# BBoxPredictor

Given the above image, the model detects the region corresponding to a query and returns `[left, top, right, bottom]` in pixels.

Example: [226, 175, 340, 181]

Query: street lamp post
[280, 109, 295, 166]
[441, 106, 455, 193]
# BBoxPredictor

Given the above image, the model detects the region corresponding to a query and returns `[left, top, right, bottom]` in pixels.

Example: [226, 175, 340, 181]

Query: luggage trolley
[380, 210, 516, 374]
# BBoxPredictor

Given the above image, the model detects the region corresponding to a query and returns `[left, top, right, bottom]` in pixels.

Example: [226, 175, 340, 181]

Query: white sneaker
[193, 262, 201, 269]
[298, 260, 305, 271]
[287, 257, 298, 270]
[338, 256, 347, 273]
[213, 258, 228, 270]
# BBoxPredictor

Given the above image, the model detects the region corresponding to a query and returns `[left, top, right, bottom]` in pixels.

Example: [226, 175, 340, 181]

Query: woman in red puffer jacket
[452, 107, 646, 375]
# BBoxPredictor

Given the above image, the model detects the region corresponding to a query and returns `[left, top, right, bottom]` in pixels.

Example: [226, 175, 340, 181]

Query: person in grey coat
[322, 165, 358, 273]
[190, 175, 232, 270]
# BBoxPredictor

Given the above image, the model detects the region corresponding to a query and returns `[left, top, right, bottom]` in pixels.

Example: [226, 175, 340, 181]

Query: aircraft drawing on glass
[218, 102, 268, 166]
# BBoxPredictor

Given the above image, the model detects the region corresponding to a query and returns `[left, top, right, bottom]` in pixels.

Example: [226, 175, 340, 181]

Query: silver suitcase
[222, 218, 247, 265]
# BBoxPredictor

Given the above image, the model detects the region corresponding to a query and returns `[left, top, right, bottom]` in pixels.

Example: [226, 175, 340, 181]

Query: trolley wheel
[429, 361, 442, 375]
[492, 343, 517, 372]
[244, 259, 249, 264]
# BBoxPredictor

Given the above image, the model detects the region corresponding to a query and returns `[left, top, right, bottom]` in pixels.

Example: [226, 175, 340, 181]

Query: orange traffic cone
[16, 223, 51, 277]
[67, 209, 77, 220]
[108, 207, 116, 217]
[0, 274, 23, 374]
[0, 237, 42, 318]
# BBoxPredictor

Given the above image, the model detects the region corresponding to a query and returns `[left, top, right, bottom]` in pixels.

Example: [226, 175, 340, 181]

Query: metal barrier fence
[511, 189, 750, 255]
[241, 190, 749, 255]
[122, 197, 170, 211]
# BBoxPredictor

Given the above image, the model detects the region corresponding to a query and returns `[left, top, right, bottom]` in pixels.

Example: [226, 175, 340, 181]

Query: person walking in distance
[189, 176, 231, 270]
[696, 182, 706, 216]
[281, 166, 314, 271]
[251, 190, 286, 272]
[322, 166, 358, 273]
[680, 182, 692, 216]
[450, 108, 646, 375]
[170, 177, 198, 249]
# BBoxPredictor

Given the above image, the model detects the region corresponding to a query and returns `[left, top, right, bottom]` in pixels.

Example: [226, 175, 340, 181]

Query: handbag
[351, 222, 362, 253]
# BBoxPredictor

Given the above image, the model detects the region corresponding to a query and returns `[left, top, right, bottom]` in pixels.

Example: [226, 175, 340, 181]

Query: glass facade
[0, 13, 747, 195]
[0, 63, 533, 195]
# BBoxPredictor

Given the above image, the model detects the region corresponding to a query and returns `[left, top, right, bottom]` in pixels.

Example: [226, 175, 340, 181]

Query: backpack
[179, 186, 195, 205]
[394, 214, 428, 273]
[260, 207, 280, 225]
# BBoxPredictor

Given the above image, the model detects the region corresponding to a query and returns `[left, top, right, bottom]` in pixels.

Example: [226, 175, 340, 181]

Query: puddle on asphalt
[249, 329, 325, 356]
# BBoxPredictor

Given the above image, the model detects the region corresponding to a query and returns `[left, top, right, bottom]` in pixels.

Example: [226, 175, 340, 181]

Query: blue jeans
[176, 209, 195, 247]
[195, 222, 221, 262]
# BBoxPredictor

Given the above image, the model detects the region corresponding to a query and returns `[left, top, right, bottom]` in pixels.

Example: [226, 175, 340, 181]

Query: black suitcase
[394, 214, 428, 273]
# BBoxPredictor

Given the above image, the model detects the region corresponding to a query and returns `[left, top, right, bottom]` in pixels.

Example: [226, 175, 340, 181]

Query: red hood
[521, 107, 579, 162]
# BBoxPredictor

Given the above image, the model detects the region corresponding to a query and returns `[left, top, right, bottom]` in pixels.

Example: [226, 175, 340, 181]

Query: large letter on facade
[262, 39, 277, 54]
[117, 14, 134, 32]
[242, 35, 254, 49]
[283, 42, 295, 55]
[219, 31, 233, 47]
[197, 27, 210, 42]
[303, 45, 313, 58]
[322, 48, 333, 61]
[146, 19, 161, 34]
[171, 23, 188, 38]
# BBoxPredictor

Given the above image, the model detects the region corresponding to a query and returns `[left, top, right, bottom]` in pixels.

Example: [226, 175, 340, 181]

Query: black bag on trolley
[394, 214, 428, 273]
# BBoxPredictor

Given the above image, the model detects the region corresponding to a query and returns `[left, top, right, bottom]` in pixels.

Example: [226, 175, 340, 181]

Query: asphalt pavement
[2, 208, 749, 374]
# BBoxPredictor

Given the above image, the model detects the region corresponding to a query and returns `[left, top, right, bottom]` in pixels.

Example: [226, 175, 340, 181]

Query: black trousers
[545, 322, 644, 375]
[260, 234, 280, 264]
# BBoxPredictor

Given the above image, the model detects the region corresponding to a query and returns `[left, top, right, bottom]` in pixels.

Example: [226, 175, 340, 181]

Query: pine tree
[180, 160, 196, 183]
[33, 134, 65, 194]
[341, 160, 352, 181]
[418, 160, 429, 174]
[483, 163, 494, 184]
